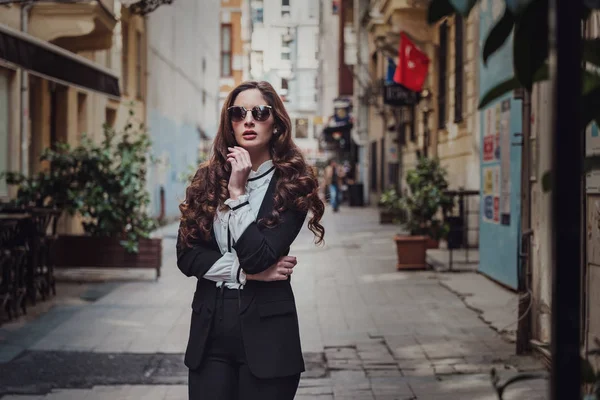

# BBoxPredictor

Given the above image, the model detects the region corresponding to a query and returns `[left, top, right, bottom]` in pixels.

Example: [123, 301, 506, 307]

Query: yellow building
[0, 0, 147, 233]
[360, 2, 479, 245]
[219, 0, 248, 107]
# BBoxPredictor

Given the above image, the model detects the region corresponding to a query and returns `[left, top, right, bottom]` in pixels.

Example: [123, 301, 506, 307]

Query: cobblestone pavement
[0, 207, 548, 399]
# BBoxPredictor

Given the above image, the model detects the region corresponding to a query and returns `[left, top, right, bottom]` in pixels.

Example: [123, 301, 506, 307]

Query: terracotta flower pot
[425, 237, 440, 249]
[394, 235, 428, 270]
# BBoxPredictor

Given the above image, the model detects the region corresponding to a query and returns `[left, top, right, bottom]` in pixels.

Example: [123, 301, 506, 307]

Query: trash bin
[348, 183, 364, 207]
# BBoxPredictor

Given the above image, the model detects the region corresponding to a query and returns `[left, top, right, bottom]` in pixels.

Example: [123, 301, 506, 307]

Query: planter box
[394, 235, 428, 270]
[54, 235, 162, 279]
[425, 237, 440, 249]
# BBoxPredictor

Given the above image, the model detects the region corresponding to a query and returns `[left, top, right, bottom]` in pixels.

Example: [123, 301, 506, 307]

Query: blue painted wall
[146, 111, 204, 220]
[478, 0, 523, 289]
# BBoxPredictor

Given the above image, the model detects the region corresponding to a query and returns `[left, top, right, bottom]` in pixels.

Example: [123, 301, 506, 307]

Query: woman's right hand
[246, 256, 297, 281]
[227, 146, 252, 199]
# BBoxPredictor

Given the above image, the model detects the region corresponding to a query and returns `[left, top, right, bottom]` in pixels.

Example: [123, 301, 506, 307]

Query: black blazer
[176, 172, 308, 379]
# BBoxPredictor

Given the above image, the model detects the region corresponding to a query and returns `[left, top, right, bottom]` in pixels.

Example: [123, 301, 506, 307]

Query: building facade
[219, 0, 250, 110]
[357, 0, 480, 244]
[145, 1, 221, 220]
[248, 0, 323, 165]
[0, 0, 146, 233]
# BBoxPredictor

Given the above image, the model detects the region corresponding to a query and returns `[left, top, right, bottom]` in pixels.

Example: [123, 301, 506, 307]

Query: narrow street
[0, 207, 547, 399]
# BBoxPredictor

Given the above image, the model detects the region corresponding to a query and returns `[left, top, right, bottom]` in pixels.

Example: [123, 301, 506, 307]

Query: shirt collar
[249, 160, 274, 179]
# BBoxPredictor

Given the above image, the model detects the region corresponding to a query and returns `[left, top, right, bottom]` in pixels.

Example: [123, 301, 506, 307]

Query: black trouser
[188, 287, 300, 400]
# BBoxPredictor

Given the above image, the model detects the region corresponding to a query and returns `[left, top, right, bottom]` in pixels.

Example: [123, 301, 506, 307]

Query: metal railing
[443, 189, 479, 271]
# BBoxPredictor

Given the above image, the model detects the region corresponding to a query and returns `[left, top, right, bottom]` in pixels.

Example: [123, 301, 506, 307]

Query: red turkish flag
[393, 32, 430, 92]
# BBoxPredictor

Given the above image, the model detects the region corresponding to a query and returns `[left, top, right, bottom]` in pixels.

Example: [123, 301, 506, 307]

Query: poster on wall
[482, 165, 500, 223]
[500, 99, 511, 225]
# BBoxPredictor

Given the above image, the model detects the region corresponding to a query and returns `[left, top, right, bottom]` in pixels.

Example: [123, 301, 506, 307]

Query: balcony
[28, 0, 117, 52]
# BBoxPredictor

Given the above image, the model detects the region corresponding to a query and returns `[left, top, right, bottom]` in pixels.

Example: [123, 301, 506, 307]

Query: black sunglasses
[227, 105, 273, 122]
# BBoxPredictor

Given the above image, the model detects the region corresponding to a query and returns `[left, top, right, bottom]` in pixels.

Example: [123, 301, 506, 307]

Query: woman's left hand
[227, 146, 252, 199]
[246, 256, 297, 282]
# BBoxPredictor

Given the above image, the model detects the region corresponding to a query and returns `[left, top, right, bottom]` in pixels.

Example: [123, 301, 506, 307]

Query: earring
[273, 129, 279, 136]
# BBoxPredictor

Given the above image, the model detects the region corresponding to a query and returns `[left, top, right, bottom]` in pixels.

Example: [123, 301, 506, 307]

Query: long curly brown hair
[179, 81, 325, 248]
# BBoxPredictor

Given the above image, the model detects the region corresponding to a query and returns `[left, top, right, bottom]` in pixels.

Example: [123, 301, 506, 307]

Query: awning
[0, 23, 120, 99]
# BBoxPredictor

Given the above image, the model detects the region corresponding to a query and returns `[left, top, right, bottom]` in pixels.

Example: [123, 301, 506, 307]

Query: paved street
[0, 207, 548, 399]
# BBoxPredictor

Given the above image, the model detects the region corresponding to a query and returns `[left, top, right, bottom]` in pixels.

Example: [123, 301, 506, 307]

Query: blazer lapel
[255, 171, 278, 221]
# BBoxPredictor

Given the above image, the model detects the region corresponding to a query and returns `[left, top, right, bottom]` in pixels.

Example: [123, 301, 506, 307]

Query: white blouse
[203, 160, 276, 289]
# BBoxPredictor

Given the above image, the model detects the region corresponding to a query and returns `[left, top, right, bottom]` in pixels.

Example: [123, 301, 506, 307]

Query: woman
[177, 80, 325, 399]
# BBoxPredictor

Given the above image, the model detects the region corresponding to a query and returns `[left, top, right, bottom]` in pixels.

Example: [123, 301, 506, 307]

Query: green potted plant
[378, 187, 402, 224]
[3, 110, 162, 278]
[394, 157, 453, 270]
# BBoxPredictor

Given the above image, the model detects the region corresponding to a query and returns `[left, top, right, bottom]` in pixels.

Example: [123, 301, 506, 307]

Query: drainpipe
[20, 1, 33, 176]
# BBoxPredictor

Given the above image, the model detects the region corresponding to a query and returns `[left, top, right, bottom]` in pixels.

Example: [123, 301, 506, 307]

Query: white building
[146, 1, 221, 219]
[248, 0, 324, 165]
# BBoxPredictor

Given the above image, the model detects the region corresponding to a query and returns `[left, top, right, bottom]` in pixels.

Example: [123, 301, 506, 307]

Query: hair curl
[179, 81, 325, 249]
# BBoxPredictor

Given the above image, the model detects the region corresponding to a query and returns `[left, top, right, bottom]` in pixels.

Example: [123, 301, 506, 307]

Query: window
[105, 107, 117, 129]
[135, 31, 143, 99]
[370, 141, 377, 191]
[202, 90, 206, 105]
[282, 0, 290, 17]
[77, 92, 87, 142]
[380, 138, 385, 191]
[295, 118, 308, 138]
[121, 21, 129, 94]
[437, 21, 448, 129]
[454, 15, 464, 123]
[281, 52, 291, 60]
[252, 1, 264, 23]
[281, 78, 289, 90]
[221, 24, 232, 77]
[410, 106, 417, 142]
[202, 57, 206, 73]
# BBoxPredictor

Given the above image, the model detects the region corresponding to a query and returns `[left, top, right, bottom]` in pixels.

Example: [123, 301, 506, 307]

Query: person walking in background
[176, 81, 325, 399]
[324, 159, 341, 212]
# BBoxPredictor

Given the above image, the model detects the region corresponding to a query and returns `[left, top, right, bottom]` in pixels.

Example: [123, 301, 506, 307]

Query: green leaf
[541, 170, 552, 193]
[483, 7, 515, 65]
[448, 0, 477, 16]
[584, 39, 600, 68]
[582, 87, 600, 130]
[427, 0, 456, 24]
[479, 64, 549, 109]
[512, 0, 549, 91]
